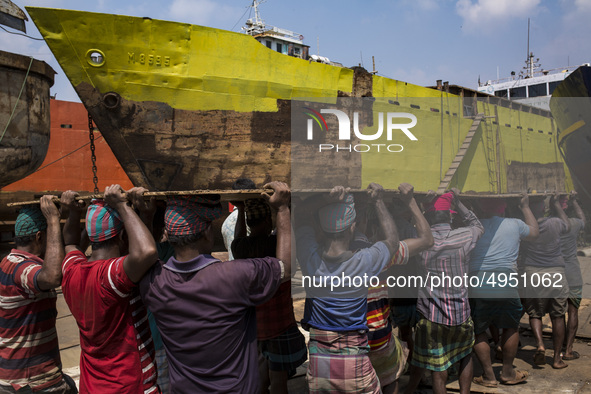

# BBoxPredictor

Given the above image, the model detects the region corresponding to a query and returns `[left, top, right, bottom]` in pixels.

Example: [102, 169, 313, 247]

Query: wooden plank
[7, 189, 562, 207]
[7, 189, 277, 207]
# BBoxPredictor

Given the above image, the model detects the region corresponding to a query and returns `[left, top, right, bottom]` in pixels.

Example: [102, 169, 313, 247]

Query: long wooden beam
[6, 189, 561, 207]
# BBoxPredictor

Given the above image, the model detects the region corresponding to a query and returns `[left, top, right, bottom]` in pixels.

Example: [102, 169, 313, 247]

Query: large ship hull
[0, 50, 54, 188]
[27, 7, 572, 194]
[1, 99, 133, 224]
[550, 66, 591, 208]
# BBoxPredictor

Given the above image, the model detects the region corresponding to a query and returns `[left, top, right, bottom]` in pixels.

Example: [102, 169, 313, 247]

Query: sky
[2, 0, 591, 103]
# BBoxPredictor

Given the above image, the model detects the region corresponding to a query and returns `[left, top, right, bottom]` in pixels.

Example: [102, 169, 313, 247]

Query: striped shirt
[0, 250, 62, 391]
[417, 205, 484, 326]
[62, 251, 158, 394]
[367, 242, 409, 350]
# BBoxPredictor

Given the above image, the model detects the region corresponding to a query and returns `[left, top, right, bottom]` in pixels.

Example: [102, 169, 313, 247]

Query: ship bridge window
[266, 40, 272, 49]
[276, 43, 283, 53]
[509, 86, 526, 98]
[494, 89, 508, 98]
[528, 83, 547, 97]
[548, 81, 561, 95]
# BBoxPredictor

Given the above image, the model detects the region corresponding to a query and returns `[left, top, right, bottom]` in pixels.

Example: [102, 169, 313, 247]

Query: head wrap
[245, 198, 271, 221]
[15, 206, 47, 237]
[479, 198, 507, 215]
[165, 195, 223, 236]
[86, 199, 123, 243]
[423, 192, 456, 214]
[559, 195, 569, 210]
[318, 194, 356, 233]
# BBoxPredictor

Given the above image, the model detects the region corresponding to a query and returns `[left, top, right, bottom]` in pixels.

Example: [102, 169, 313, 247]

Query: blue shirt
[296, 225, 394, 331]
[470, 216, 530, 274]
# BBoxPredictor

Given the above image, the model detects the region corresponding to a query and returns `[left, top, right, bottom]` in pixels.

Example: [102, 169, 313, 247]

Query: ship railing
[479, 64, 582, 87]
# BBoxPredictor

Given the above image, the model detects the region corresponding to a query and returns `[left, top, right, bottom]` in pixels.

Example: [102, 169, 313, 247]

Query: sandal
[562, 351, 580, 360]
[500, 369, 529, 385]
[473, 376, 498, 388]
[533, 349, 546, 365]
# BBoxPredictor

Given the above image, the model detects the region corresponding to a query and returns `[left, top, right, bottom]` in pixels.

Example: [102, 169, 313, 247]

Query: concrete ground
[2, 246, 589, 393]
[286, 311, 591, 394]
[288, 256, 591, 393]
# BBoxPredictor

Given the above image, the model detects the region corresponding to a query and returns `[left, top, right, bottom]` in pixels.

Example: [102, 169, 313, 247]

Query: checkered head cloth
[165, 195, 222, 236]
[15, 205, 47, 237]
[318, 194, 356, 233]
[245, 198, 271, 221]
[86, 199, 123, 242]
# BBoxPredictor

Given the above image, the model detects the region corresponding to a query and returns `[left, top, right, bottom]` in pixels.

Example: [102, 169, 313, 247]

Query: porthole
[86, 49, 105, 67]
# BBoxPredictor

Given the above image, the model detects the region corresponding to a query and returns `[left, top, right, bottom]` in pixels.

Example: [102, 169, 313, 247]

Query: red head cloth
[165, 195, 222, 236]
[559, 195, 568, 210]
[479, 198, 507, 215]
[423, 192, 456, 213]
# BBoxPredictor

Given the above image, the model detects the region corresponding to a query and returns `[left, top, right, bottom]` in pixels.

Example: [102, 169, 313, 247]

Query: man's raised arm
[367, 182, 399, 256]
[104, 185, 158, 283]
[36, 196, 64, 290]
[397, 183, 434, 256]
[519, 193, 539, 241]
[61, 191, 85, 254]
[262, 181, 291, 282]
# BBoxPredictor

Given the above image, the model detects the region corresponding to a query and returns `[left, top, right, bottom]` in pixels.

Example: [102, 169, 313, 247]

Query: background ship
[476, 52, 588, 111]
[0, 49, 54, 188]
[550, 65, 591, 210]
[0, 99, 133, 237]
[476, 19, 589, 112]
[24, 6, 573, 196]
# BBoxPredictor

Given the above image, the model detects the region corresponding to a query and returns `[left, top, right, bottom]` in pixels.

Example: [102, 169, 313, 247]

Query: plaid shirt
[417, 205, 483, 326]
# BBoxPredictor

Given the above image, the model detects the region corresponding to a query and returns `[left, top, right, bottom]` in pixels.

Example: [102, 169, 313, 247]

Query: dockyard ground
[2, 246, 589, 393]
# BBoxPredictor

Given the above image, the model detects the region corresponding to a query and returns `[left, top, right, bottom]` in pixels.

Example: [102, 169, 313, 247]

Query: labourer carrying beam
[0, 200, 77, 393]
[60, 185, 160, 393]
[138, 181, 292, 393]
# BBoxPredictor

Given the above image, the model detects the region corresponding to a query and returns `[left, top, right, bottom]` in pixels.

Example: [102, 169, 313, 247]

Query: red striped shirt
[0, 250, 62, 391]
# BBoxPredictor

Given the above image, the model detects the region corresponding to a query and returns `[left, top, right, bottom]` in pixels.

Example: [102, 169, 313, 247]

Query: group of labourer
[0, 178, 585, 394]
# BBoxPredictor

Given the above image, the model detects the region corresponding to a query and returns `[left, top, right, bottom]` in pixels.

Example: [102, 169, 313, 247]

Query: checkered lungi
[259, 324, 307, 371]
[411, 317, 474, 372]
[368, 332, 408, 387]
[155, 347, 169, 393]
[307, 327, 380, 394]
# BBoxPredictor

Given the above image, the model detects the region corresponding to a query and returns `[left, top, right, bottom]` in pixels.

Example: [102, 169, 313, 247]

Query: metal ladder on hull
[437, 113, 484, 194]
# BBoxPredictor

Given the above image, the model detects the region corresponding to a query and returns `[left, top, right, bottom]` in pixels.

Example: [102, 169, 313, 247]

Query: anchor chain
[88, 113, 99, 193]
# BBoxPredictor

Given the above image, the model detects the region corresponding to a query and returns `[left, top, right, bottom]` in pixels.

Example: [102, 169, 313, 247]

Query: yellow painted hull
[27, 7, 572, 193]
